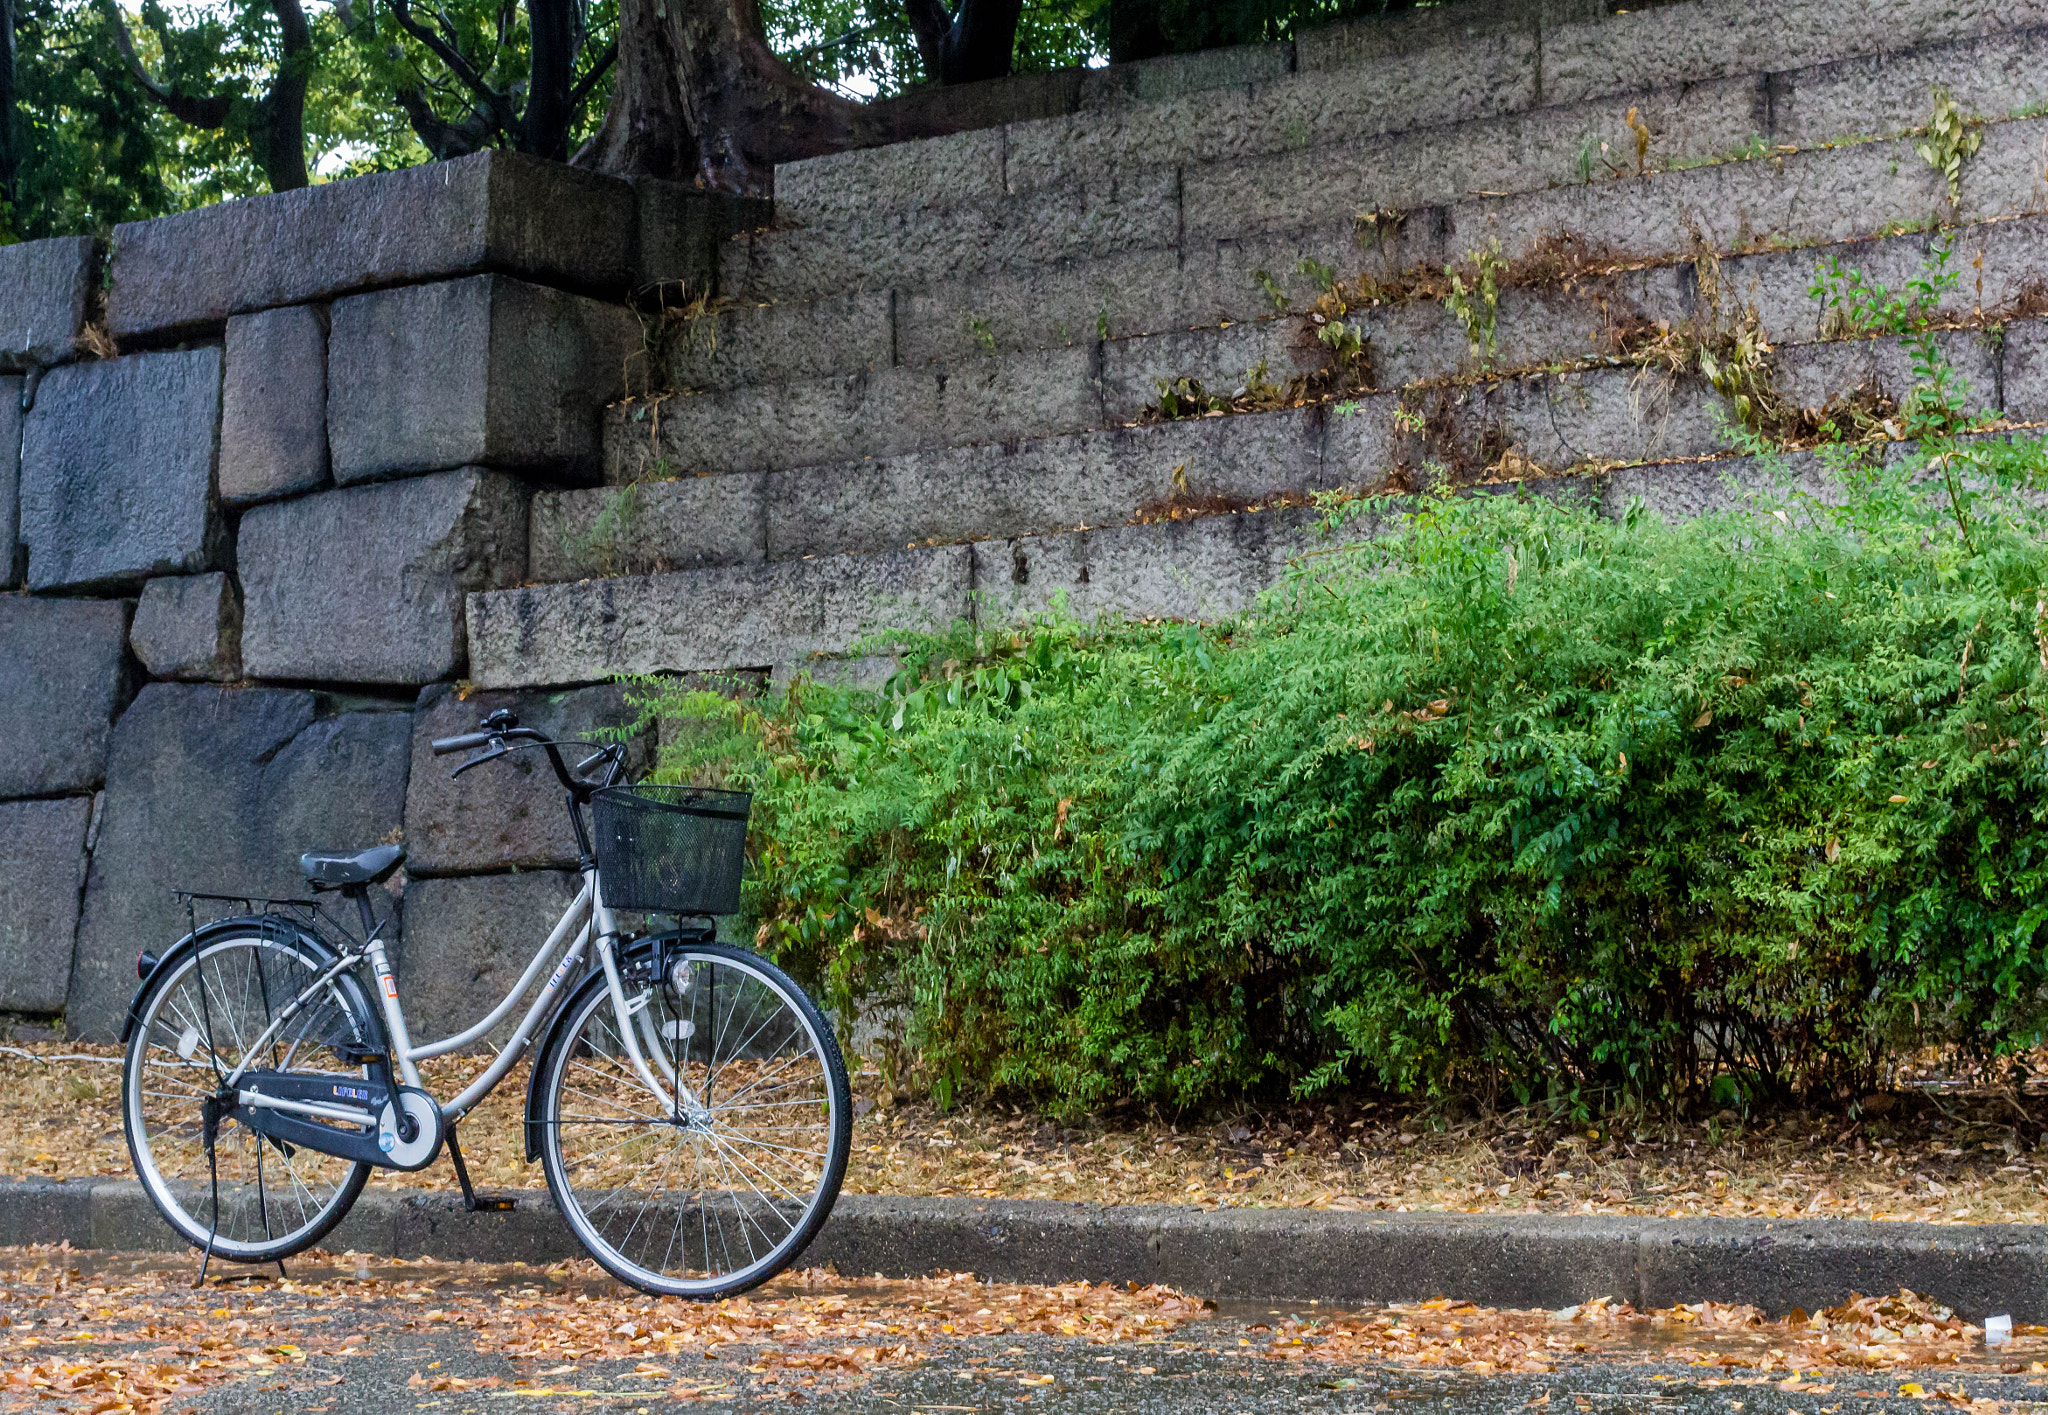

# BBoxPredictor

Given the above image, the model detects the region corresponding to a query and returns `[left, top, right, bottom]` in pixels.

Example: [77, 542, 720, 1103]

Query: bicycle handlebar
[433, 722, 624, 800]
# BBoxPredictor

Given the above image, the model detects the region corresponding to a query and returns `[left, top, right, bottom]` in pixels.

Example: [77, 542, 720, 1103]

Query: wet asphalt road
[9, 1250, 2043, 1415]
[164, 1302, 2048, 1415]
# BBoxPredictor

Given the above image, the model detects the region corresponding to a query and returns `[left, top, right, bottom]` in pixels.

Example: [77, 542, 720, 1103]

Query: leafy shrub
[633, 255, 2048, 1116]
[640, 433, 2048, 1115]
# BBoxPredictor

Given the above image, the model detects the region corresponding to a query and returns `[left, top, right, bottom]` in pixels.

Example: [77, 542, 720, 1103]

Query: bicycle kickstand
[195, 1097, 223, 1288]
[445, 1125, 517, 1213]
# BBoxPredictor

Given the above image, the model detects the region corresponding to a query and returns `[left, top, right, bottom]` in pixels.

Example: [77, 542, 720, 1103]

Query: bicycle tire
[123, 928, 374, 1262]
[537, 941, 851, 1299]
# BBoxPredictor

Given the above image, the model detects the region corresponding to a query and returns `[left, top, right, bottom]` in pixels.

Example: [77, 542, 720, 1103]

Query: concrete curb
[16, 1180, 2048, 1321]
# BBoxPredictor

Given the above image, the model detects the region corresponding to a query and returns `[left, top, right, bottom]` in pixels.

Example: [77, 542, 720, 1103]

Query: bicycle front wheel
[537, 942, 851, 1298]
[123, 929, 375, 1262]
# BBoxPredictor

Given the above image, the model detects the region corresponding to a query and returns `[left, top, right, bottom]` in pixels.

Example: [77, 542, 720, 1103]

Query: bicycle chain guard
[235, 1066, 446, 1172]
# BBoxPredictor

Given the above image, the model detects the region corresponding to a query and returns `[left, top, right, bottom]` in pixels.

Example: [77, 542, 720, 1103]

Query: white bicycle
[118, 708, 850, 1298]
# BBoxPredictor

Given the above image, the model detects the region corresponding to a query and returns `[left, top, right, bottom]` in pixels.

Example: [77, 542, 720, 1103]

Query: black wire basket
[591, 785, 752, 915]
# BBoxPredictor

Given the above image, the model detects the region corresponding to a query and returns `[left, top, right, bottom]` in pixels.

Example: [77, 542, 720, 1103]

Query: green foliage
[1092, 0, 1418, 58]
[8, 0, 430, 236]
[1251, 267, 1290, 314]
[1792, 242, 1979, 461]
[634, 423, 2048, 1115]
[1315, 314, 1367, 373]
[632, 247, 2048, 1115]
[768, 0, 1100, 100]
[1444, 240, 1503, 364]
[562, 481, 645, 577]
[8, 0, 173, 237]
[334, 0, 618, 164]
[1296, 255, 1336, 292]
[123, 0, 298, 194]
[1916, 85, 1982, 205]
[1150, 374, 1228, 419]
[1810, 240, 1959, 340]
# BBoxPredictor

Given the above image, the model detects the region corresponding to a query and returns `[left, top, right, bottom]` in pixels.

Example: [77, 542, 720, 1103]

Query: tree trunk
[1106, 0, 1167, 65]
[250, 0, 311, 190]
[903, 0, 1023, 86]
[575, 0, 895, 195]
[0, 0, 17, 215]
[519, 0, 576, 160]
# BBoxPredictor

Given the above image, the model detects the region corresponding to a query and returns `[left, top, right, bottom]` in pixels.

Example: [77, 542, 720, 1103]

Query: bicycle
[117, 708, 851, 1299]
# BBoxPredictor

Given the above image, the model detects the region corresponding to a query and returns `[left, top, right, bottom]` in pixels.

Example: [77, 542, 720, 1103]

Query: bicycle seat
[299, 844, 405, 888]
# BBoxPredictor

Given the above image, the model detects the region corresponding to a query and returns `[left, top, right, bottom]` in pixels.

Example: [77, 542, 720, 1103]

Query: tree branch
[898, 0, 950, 80]
[564, 38, 614, 113]
[388, 0, 494, 100]
[396, 83, 497, 157]
[937, 0, 1019, 84]
[103, 0, 231, 127]
[1, 0, 20, 211]
[257, 0, 311, 188]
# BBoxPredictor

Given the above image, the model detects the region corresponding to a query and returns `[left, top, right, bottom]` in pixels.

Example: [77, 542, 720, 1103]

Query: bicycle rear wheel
[537, 942, 851, 1298]
[123, 928, 375, 1261]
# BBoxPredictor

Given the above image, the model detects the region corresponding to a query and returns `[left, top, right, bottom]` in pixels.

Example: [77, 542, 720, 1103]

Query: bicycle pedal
[464, 1195, 518, 1213]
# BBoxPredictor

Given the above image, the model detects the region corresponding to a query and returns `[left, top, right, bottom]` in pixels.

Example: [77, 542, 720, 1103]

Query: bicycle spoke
[544, 947, 847, 1297]
[125, 933, 369, 1261]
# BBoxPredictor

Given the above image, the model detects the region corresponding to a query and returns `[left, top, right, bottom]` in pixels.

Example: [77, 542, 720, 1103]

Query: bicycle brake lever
[574, 746, 614, 774]
[451, 741, 510, 778]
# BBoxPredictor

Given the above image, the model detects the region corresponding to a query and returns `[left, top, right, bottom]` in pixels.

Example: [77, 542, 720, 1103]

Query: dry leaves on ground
[0, 1245, 1206, 1411]
[482, 1265, 1205, 1367]
[1252, 1288, 2044, 1381]
[0, 1242, 2032, 1413]
[0, 1248, 348, 1413]
[8, 1041, 2048, 1225]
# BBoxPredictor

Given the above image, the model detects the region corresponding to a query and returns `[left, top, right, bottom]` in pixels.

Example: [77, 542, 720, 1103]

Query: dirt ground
[9, 1042, 2047, 1223]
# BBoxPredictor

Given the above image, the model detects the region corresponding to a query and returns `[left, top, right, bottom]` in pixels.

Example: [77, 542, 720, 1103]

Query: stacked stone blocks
[482, 0, 2048, 689]
[0, 151, 742, 1037]
[4, 0, 2047, 1037]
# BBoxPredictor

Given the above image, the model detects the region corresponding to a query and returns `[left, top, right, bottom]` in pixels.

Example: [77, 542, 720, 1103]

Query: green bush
[634, 250, 2048, 1115]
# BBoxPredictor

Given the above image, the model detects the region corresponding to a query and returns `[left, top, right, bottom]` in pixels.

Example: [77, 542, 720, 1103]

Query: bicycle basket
[591, 785, 752, 915]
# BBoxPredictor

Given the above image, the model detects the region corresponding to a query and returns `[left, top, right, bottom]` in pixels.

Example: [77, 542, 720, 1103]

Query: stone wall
[5, 0, 2041, 1042]
[0, 150, 755, 1039]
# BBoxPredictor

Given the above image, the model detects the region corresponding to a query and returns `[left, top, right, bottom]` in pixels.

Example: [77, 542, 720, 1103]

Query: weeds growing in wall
[1917, 86, 1984, 207]
[560, 482, 648, 578]
[1444, 241, 1505, 365]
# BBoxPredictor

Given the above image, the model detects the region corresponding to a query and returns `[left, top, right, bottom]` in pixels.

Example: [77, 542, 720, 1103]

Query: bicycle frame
[215, 863, 703, 1149]
[213, 713, 709, 1147]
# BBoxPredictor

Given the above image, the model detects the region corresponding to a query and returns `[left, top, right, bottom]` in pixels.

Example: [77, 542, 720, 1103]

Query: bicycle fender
[119, 915, 389, 1057]
[522, 932, 690, 1163]
[523, 967, 607, 1163]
